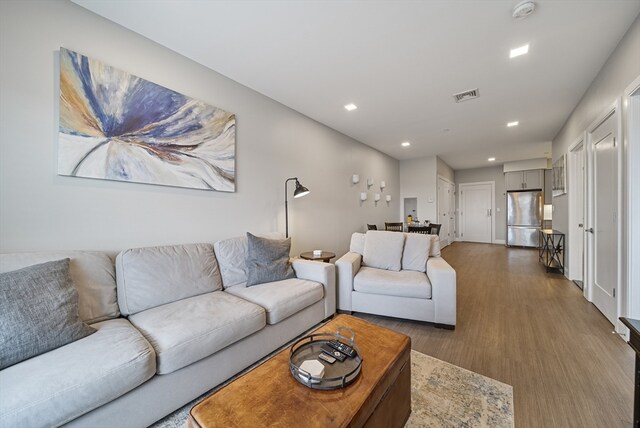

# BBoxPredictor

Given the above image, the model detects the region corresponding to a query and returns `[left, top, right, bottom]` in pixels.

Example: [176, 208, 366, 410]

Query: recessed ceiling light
[510, 44, 529, 58]
[488, 157, 496, 162]
[507, 121, 519, 127]
[401, 141, 411, 147]
[344, 103, 357, 111]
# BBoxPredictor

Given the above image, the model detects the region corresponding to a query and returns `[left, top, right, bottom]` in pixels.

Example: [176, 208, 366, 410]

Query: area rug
[151, 350, 513, 428]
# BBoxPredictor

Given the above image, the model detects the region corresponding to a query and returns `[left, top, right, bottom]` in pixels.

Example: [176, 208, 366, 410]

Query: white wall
[552, 14, 640, 275]
[436, 157, 454, 182]
[399, 156, 438, 223]
[454, 165, 507, 242]
[0, 0, 399, 257]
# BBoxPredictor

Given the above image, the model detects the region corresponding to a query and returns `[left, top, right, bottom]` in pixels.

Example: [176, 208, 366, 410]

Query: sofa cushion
[363, 231, 405, 271]
[116, 243, 222, 315]
[0, 318, 155, 428]
[402, 233, 431, 272]
[128, 291, 265, 374]
[0, 259, 96, 370]
[349, 232, 366, 255]
[0, 251, 118, 323]
[245, 233, 295, 287]
[354, 267, 432, 299]
[225, 278, 323, 324]
[214, 232, 283, 288]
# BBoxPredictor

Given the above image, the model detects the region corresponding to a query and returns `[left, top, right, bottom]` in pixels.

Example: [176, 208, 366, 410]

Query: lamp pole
[285, 177, 297, 238]
[284, 177, 310, 238]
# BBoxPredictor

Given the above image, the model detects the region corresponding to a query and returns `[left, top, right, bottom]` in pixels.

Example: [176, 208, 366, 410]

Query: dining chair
[384, 222, 403, 232]
[408, 225, 430, 234]
[428, 223, 442, 236]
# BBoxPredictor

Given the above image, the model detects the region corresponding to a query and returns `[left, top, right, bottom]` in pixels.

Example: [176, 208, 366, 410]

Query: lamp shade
[543, 204, 553, 221]
[293, 180, 310, 198]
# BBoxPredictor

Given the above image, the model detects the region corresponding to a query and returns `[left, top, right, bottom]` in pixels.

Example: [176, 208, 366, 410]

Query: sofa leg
[434, 323, 455, 330]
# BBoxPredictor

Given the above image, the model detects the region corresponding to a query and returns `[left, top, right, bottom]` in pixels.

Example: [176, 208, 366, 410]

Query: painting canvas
[58, 48, 235, 192]
[552, 154, 566, 197]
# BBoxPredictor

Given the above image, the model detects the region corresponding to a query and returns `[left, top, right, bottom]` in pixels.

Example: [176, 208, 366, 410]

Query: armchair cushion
[363, 231, 405, 271]
[354, 267, 432, 299]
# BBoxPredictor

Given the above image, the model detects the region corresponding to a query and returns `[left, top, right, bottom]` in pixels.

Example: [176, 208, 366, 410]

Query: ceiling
[73, 0, 640, 170]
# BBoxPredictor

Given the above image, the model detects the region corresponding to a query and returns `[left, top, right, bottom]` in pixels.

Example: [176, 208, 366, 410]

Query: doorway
[568, 136, 586, 289]
[586, 102, 621, 327]
[459, 181, 494, 244]
[437, 176, 455, 247]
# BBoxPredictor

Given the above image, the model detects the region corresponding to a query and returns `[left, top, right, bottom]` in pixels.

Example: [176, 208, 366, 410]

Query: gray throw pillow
[0, 258, 96, 370]
[245, 233, 295, 286]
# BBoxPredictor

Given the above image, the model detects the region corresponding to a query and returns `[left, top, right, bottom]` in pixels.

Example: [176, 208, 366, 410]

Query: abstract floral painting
[58, 48, 236, 192]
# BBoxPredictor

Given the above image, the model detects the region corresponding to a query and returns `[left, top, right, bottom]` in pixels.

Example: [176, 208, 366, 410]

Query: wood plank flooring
[354, 242, 635, 428]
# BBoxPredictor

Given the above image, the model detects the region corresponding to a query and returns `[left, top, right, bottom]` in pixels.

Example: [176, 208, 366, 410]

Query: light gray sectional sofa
[0, 236, 335, 428]
[336, 231, 456, 327]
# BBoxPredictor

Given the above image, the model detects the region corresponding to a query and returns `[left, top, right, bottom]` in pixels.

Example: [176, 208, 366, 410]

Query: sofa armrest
[292, 259, 335, 319]
[426, 257, 457, 326]
[335, 252, 362, 312]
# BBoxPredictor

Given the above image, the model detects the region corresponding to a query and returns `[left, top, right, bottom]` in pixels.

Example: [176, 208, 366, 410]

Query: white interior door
[448, 181, 456, 242]
[438, 177, 452, 247]
[568, 141, 585, 284]
[460, 183, 493, 243]
[588, 110, 619, 326]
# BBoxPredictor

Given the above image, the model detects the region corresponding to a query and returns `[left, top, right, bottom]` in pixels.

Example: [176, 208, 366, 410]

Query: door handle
[585, 228, 594, 233]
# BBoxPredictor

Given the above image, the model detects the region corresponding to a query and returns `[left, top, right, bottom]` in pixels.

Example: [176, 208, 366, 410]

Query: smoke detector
[512, 1, 536, 19]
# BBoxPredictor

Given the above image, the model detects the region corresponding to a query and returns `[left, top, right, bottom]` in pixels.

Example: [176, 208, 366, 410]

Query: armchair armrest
[335, 252, 362, 312]
[292, 259, 335, 318]
[427, 257, 457, 326]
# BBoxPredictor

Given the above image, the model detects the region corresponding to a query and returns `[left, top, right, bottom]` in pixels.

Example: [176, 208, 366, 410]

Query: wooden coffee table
[188, 314, 411, 428]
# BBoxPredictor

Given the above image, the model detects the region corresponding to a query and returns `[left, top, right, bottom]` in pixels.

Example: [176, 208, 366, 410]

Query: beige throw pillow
[363, 231, 405, 271]
[402, 233, 431, 272]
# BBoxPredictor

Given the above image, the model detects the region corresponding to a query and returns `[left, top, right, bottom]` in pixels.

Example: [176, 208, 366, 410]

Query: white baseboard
[493, 239, 505, 245]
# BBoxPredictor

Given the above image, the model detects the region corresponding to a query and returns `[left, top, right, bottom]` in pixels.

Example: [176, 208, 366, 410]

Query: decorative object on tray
[289, 327, 362, 390]
[58, 48, 236, 192]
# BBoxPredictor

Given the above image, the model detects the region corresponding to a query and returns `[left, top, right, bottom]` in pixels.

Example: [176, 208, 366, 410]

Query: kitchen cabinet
[505, 169, 544, 191]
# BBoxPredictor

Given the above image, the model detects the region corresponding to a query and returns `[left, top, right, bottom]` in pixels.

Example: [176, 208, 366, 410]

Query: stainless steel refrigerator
[507, 190, 543, 247]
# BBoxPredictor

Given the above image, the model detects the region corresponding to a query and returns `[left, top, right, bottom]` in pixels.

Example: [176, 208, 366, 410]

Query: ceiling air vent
[453, 88, 479, 103]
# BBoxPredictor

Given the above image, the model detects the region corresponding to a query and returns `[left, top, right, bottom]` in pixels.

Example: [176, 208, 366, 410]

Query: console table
[620, 317, 640, 428]
[539, 229, 565, 274]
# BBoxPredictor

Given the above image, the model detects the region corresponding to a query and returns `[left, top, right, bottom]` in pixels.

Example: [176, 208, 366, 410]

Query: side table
[539, 229, 565, 274]
[299, 251, 336, 263]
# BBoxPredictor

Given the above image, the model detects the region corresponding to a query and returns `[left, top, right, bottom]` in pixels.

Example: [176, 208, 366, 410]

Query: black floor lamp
[284, 177, 310, 238]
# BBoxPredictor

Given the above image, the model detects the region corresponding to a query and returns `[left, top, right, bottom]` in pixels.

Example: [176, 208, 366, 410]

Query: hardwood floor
[355, 242, 635, 427]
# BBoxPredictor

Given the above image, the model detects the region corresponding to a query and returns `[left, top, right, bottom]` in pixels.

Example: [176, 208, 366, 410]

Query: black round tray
[289, 328, 362, 390]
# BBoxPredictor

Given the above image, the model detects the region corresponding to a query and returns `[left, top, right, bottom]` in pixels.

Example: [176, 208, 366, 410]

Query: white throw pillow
[402, 233, 431, 272]
[430, 235, 442, 257]
[349, 233, 366, 255]
[363, 231, 405, 271]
